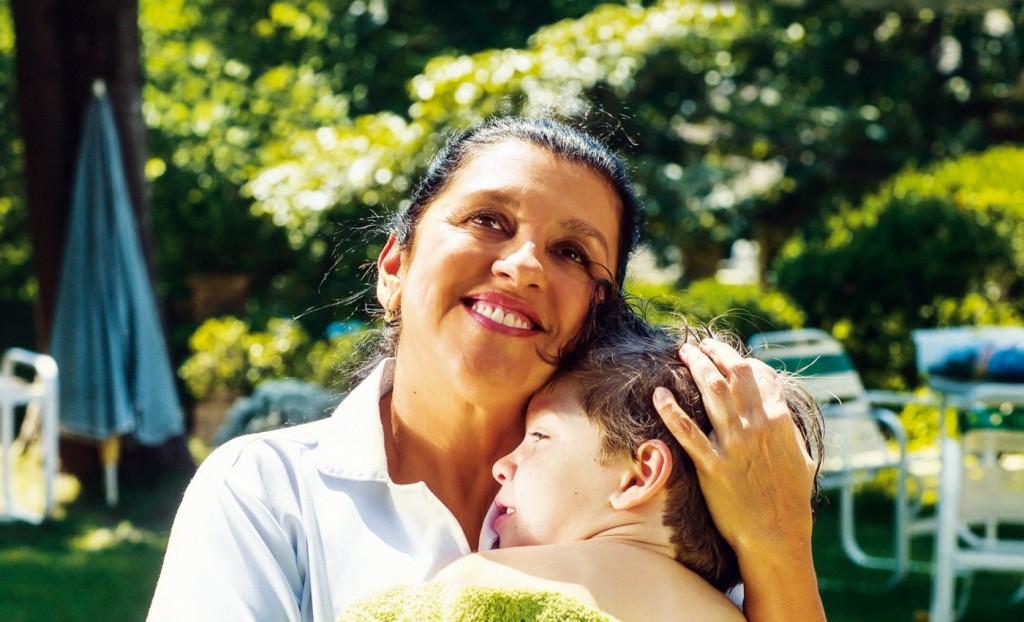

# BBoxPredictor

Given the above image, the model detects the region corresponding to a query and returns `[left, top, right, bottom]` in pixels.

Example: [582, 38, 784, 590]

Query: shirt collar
[314, 357, 499, 552]
[314, 358, 394, 480]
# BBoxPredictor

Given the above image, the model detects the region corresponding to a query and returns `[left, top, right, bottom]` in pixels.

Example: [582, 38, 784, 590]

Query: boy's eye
[529, 431, 549, 441]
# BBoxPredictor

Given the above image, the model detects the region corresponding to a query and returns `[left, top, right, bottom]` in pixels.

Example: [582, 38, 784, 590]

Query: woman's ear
[377, 233, 404, 312]
[610, 439, 674, 511]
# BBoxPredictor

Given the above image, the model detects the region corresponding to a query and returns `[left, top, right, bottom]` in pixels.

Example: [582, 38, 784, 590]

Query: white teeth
[472, 302, 531, 330]
[506, 507, 516, 515]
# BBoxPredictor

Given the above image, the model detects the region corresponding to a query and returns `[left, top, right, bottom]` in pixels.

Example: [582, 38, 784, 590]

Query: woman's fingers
[676, 342, 737, 434]
[671, 337, 818, 556]
[679, 340, 793, 439]
[652, 386, 717, 471]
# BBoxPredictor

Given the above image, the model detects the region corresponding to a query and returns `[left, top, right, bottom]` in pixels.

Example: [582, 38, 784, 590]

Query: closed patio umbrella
[50, 80, 184, 504]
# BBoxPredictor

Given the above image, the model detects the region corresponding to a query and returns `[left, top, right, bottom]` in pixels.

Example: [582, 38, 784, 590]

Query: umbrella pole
[100, 436, 120, 507]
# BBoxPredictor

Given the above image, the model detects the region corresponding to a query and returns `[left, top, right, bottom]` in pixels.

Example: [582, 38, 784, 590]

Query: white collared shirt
[148, 360, 496, 621]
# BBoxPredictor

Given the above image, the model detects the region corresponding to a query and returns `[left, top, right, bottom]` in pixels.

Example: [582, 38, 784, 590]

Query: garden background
[2, 0, 1024, 620]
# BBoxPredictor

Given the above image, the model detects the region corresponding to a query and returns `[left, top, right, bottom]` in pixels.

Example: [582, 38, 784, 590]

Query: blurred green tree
[774, 145, 1024, 388]
[3, 0, 1023, 367]
[244, 0, 1024, 287]
[0, 2, 28, 303]
[139, 0, 608, 345]
[626, 277, 806, 345]
[0, 1, 33, 349]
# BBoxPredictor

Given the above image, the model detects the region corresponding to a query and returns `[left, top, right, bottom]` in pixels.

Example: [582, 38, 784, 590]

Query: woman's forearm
[656, 339, 826, 621]
[737, 538, 825, 622]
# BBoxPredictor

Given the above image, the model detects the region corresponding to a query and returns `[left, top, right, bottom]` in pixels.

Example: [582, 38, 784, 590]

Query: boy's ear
[376, 233, 404, 312]
[610, 439, 673, 511]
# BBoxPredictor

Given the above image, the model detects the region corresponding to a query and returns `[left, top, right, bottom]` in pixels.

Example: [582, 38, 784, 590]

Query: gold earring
[384, 291, 401, 323]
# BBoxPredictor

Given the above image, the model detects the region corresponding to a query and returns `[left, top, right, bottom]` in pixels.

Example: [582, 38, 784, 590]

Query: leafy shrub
[178, 316, 366, 399]
[773, 146, 1024, 388]
[306, 324, 370, 391]
[626, 278, 805, 345]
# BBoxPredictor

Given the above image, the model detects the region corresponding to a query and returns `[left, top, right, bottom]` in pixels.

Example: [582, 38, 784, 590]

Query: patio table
[915, 329, 1024, 622]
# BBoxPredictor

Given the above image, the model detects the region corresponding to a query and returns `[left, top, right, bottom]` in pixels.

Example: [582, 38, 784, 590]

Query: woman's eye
[471, 212, 504, 231]
[558, 245, 590, 265]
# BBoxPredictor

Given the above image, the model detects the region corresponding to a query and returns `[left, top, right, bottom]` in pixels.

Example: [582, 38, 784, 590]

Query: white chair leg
[1010, 579, 1024, 604]
[836, 477, 908, 587]
[930, 437, 962, 622]
[1, 401, 13, 516]
[43, 393, 57, 517]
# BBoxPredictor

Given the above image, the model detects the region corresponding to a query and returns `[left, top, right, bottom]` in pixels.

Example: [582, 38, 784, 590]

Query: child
[342, 310, 823, 621]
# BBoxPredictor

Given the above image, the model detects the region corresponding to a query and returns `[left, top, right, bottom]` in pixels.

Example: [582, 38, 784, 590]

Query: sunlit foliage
[0, 0, 31, 303]
[245, 0, 752, 253]
[775, 145, 1024, 388]
[626, 276, 805, 345]
[241, 0, 1024, 285]
[2, 0, 1023, 368]
[139, 0, 608, 336]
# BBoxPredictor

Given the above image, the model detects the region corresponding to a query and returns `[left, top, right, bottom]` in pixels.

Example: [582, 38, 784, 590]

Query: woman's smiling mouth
[465, 296, 540, 332]
[470, 301, 532, 330]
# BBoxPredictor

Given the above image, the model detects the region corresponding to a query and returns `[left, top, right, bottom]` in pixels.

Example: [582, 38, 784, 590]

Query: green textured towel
[340, 582, 619, 622]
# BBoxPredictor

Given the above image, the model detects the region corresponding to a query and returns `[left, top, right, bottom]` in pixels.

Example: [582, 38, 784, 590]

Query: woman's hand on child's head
[653, 338, 817, 556]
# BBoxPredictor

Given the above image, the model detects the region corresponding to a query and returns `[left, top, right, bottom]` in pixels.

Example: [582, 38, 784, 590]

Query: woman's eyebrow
[465, 191, 610, 254]
[468, 189, 519, 208]
[559, 217, 610, 255]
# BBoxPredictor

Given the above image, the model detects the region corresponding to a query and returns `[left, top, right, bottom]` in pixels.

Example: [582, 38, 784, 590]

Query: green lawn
[814, 490, 1024, 621]
[2, 470, 1023, 621]
[0, 468, 189, 622]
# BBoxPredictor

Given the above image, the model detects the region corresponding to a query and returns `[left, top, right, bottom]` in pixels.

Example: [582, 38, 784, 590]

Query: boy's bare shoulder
[434, 546, 601, 611]
[436, 542, 746, 622]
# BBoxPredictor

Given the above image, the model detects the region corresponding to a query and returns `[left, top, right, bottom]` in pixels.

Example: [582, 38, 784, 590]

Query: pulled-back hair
[564, 304, 823, 592]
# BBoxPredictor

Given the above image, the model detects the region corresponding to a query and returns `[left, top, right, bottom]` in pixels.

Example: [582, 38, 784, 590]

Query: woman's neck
[382, 361, 526, 548]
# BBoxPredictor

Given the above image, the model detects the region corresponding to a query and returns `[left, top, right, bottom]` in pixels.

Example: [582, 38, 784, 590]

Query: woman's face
[379, 140, 621, 402]
[490, 379, 630, 547]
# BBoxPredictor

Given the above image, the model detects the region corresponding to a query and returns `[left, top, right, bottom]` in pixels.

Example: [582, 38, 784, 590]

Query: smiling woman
[377, 140, 623, 442]
[148, 116, 824, 622]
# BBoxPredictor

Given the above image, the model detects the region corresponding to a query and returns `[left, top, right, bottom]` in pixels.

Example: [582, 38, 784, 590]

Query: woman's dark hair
[356, 115, 645, 379]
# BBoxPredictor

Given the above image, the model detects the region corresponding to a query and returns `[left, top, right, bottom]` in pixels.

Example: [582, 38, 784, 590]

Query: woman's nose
[492, 453, 516, 483]
[493, 241, 544, 288]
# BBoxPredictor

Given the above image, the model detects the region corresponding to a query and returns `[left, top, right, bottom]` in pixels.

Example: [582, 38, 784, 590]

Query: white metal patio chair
[925, 380, 1024, 621]
[0, 348, 60, 523]
[748, 328, 936, 588]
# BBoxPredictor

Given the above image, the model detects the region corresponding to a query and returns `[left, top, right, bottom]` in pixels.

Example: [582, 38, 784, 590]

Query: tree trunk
[12, 1, 194, 482]
[11, 0, 153, 350]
